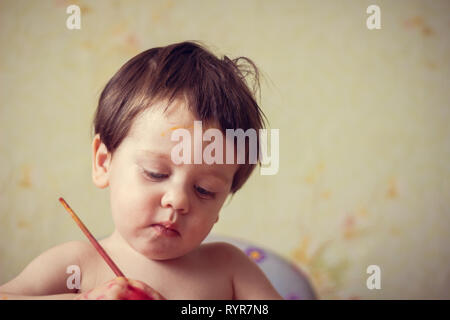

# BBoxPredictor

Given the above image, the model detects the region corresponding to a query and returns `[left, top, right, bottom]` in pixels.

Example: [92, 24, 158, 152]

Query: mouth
[150, 223, 180, 237]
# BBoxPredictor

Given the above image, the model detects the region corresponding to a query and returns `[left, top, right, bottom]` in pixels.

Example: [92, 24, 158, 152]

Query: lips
[150, 223, 180, 237]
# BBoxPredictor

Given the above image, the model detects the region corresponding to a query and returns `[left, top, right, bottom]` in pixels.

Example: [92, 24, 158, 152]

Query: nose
[160, 183, 190, 215]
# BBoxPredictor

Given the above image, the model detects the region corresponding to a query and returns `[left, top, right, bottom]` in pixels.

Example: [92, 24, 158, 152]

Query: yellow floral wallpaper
[0, 0, 449, 299]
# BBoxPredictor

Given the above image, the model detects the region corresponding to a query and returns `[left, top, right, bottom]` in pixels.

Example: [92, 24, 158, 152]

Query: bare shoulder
[0, 240, 94, 295]
[198, 241, 246, 265]
[200, 241, 283, 300]
[31, 240, 96, 266]
[196, 241, 259, 277]
[51, 240, 94, 255]
[62, 240, 98, 260]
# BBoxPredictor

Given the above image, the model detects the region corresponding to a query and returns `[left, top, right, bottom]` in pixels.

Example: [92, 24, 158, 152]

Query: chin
[135, 243, 185, 260]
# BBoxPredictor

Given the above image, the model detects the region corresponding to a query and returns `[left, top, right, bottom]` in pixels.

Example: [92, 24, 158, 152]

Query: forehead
[130, 99, 197, 138]
[124, 99, 239, 169]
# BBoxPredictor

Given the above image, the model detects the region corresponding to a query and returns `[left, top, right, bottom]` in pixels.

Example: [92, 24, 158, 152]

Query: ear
[92, 133, 112, 189]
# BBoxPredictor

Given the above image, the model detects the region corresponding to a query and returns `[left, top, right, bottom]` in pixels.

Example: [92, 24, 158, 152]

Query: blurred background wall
[0, 0, 449, 299]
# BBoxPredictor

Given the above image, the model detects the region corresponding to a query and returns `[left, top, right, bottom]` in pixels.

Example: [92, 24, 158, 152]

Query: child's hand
[74, 277, 165, 300]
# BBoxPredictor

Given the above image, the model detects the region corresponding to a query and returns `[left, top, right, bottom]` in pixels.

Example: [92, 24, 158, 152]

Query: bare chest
[79, 255, 233, 299]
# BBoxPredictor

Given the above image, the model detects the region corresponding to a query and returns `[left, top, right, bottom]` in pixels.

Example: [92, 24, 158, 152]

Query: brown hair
[92, 41, 266, 194]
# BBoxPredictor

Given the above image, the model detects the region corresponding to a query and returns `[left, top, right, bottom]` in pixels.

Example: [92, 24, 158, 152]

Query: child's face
[93, 99, 239, 260]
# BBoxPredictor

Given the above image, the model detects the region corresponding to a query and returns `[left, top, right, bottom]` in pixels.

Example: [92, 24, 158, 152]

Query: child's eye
[143, 170, 168, 180]
[195, 186, 216, 199]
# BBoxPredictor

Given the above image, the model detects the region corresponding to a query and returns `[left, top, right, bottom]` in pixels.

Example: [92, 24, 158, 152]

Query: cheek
[186, 214, 219, 246]
[190, 208, 220, 233]
[209, 193, 229, 213]
[110, 175, 159, 227]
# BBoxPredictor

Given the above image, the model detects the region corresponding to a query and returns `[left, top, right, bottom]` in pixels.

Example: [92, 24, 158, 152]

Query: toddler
[0, 41, 282, 300]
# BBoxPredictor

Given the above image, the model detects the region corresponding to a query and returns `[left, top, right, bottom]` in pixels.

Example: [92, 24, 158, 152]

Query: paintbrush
[59, 197, 125, 278]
